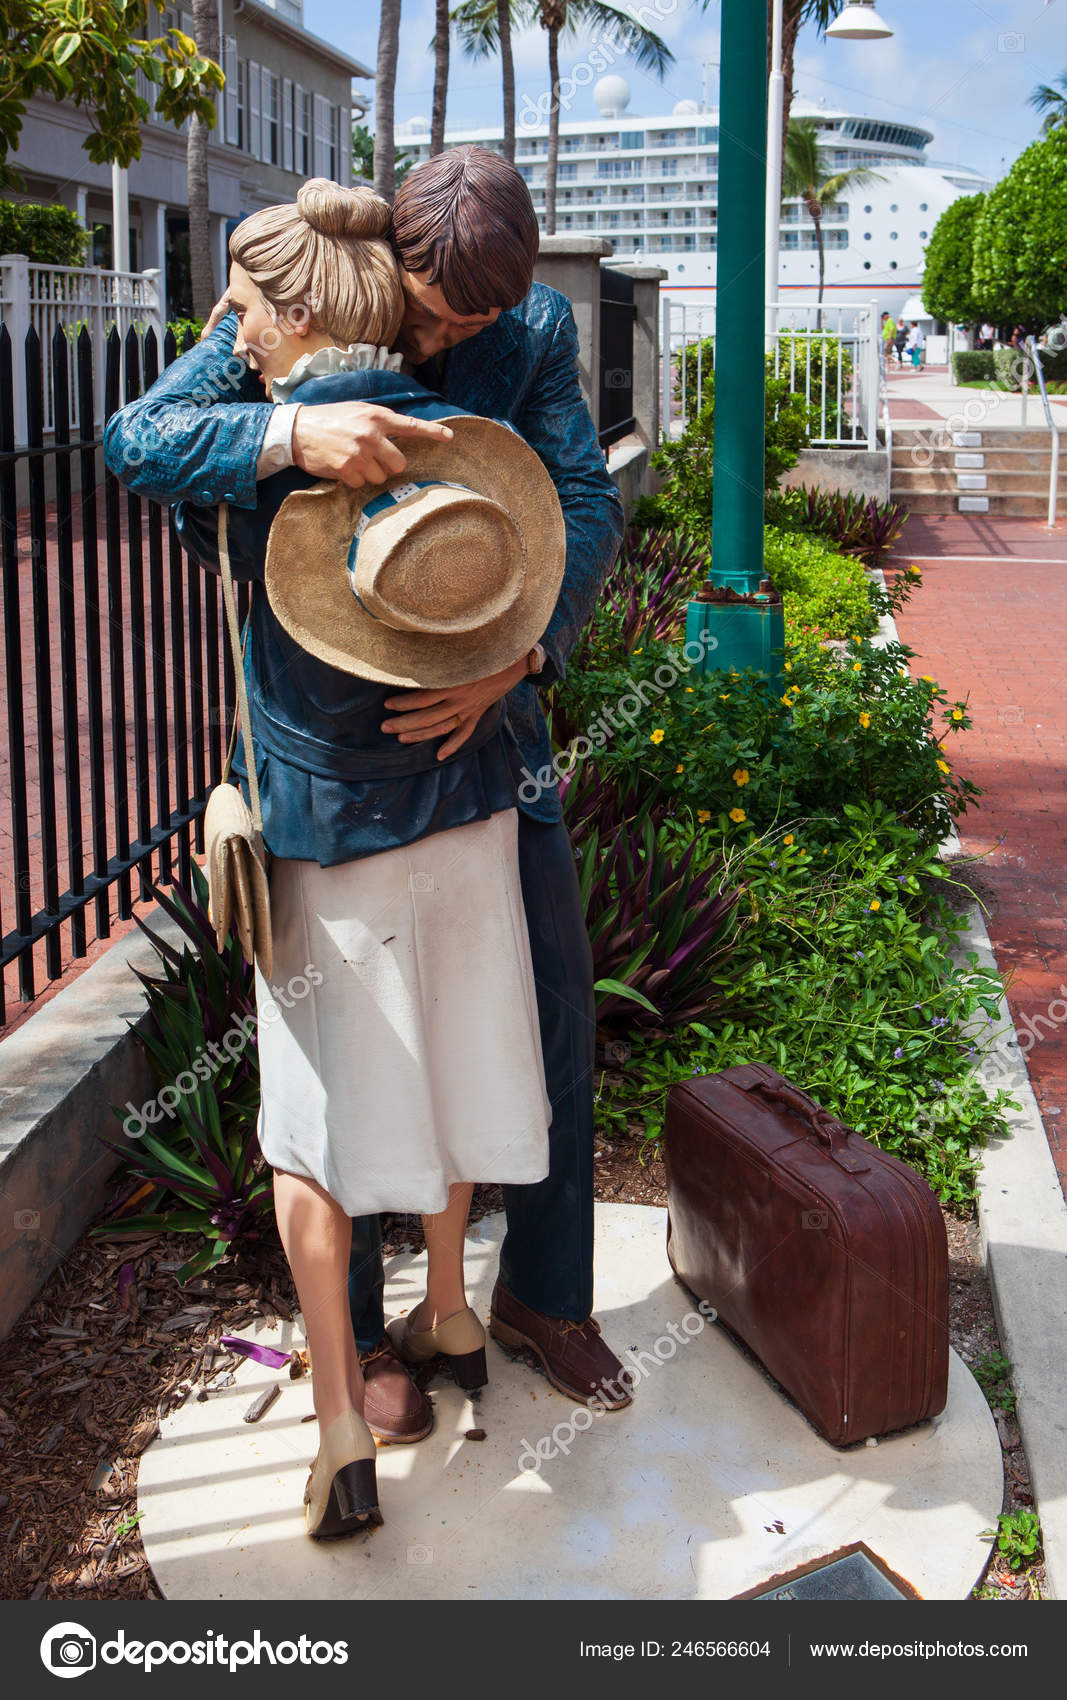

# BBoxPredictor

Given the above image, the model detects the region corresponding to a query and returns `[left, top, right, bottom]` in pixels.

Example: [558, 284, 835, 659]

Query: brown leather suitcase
[664, 1063, 949, 1446]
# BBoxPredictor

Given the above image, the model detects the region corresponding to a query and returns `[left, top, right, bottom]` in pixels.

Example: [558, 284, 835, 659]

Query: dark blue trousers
[347, 810, 596, 1349]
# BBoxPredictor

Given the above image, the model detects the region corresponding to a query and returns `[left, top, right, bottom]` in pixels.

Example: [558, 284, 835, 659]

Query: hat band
[346, 480, 472, 621]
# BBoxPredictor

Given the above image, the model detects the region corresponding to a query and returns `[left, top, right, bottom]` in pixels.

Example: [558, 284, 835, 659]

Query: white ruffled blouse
[271, 341, 404, 401]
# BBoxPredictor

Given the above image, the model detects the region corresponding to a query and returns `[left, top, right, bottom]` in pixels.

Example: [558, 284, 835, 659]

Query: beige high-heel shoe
[386, 1305, 488, 1390]
[303, 1408, 383, 1540]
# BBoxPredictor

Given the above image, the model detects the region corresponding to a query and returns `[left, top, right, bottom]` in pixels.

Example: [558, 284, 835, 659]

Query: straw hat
[264, 415, 566, 687]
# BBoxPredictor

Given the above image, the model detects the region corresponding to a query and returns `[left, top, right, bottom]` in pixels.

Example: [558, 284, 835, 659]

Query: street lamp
[766, 0, 894, 339]
[825, 2, 894, 39]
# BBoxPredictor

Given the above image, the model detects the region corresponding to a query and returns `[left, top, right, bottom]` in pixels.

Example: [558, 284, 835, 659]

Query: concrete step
[891, 447, 1063, 474]
[891, 469, 1067, 494]
[892, 425, 1063, 451]
[901, 491, 1062, 516]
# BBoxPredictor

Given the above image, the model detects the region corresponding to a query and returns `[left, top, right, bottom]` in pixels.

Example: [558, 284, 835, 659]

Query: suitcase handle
[729, 1066, 871, 1172]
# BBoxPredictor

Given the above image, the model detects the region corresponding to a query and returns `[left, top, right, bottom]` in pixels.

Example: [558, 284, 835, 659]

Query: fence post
[602, 261, 667, 449]
[140, 267, 164, 349]
[867, 297, 880, 450]
[0, 254, 30, 443]
[532, 235, 613, 422]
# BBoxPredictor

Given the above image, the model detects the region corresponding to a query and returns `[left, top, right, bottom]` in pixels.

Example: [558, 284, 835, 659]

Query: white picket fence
[0, 254, 164, 440]
[661, 297, 883, 449]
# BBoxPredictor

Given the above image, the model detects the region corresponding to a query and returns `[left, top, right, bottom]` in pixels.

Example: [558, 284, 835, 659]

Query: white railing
[660, 297, 882, 450]
[1025, 336, 1061, 528]
[0, 254, 163, 439]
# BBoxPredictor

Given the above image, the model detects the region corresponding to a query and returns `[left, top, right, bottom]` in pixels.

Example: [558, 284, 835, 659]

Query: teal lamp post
[686, 0, 784, 684]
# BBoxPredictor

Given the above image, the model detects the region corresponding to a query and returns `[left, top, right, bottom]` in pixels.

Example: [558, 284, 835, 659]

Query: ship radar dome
[594, 75, 631, 117]
[673, 99, 700, 116]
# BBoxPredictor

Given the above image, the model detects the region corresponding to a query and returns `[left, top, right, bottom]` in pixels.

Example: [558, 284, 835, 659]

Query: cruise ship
[397, 78, 992, 319]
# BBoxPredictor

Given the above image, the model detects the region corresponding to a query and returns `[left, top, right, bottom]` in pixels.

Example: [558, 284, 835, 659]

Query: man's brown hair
[389, 146, 539, 316]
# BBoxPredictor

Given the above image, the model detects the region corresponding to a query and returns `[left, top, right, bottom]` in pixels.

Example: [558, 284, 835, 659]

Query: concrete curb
[876, 569, 1067, 1598]
[0, 902, 187, 1343]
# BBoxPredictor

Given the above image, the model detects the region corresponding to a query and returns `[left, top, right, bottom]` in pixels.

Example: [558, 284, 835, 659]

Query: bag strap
[217, 505, 264, 834]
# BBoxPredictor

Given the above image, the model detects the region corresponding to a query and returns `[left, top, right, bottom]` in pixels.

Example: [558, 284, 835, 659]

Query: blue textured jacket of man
[102, 284, 625, 830]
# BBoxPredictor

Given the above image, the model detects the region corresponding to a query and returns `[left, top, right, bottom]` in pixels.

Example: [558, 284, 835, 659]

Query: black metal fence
[0, 323, 250, 1027]
[598, 267, 637, 451]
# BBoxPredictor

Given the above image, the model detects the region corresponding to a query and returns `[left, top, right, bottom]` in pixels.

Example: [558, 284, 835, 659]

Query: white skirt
[252, 808, 552, 1217]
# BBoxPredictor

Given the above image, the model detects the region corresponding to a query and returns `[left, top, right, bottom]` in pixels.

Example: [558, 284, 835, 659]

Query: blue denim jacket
[102, 284, 625, 837]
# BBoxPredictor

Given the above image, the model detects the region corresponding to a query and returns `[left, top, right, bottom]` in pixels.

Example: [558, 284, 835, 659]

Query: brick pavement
[890, 510, 1067, 1196]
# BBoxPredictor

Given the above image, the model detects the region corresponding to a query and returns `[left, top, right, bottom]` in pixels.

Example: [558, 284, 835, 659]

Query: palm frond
[563, 0, 674, 77]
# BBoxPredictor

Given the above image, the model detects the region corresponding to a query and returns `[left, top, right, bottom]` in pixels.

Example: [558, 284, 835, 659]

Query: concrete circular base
[138, 1203, 1002, 1601]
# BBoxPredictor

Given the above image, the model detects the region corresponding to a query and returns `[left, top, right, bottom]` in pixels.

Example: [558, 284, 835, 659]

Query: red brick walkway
[890, 511, 1067, 1197]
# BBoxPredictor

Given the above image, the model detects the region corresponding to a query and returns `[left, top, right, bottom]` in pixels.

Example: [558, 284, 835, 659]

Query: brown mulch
[0, 1132, 1045, 1601]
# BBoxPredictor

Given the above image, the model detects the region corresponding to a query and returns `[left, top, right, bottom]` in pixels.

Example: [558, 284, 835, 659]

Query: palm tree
[187, 0, 220, 318]
[1029, 69, 1067, 134]
[450, 0, 517, 163]
[451, 3, 670, 230]
[375, 0, 402, 200]
[431, 0, 451, 155]
[782, 116, 883, 310]
[539, 3, 673, 234]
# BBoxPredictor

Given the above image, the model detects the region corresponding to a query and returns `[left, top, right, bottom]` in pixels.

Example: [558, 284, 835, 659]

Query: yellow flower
[899, 668, 907, 678]
[920, 674, 935, 683]
[676, 763, 685, 774]
[907, 564, 921, 577]
[852, 662, 862, 673]
[780, 693, 794, 708]
[697, 809, 712, 824]
[729, 807, 747, 824]
[869, 899, 881, 912]
[822, 847, 829, 855]
[937, 758, 951, 774]
[784, 833, 795, 846]
[783, 661, 793, 672]
[650, 728, 665, 744]
[685, 686, 695, 693]
[732, 768, 750, 787]
[719, 693, 731, 702]
[859, 711, 871, 729]
[951, 708, 964, 722]
[633, 648, 643, 655]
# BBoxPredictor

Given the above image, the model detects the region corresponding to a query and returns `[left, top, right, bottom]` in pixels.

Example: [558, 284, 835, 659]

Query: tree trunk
[430, 0, 450, 156]
[187, 0, 220, 319]
[498, 0, 516, 164]
[780, 4, 802, 185]
[375, 0, 402, 200]
[544, 25, 561, 235]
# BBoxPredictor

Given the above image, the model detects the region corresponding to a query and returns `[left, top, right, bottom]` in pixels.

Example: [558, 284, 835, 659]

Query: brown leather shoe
[359, 1340, 434, 1444]
[489, 1280, 634, 1409]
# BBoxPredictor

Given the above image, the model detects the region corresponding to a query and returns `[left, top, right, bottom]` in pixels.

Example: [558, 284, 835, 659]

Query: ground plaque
[738, 1543, 920, 1601]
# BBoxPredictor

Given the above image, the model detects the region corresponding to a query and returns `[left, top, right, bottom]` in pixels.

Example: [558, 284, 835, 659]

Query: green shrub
[764, 526, 877, 642]
[635, 373, 815, 532]
[951, 350, 996, 383]
[767, 485, 908, 569]
[0, 201, 89, 266]
[554, 634, 979, 855]
[167, 316, 205, 349]
[594, 806, 1017, 1205]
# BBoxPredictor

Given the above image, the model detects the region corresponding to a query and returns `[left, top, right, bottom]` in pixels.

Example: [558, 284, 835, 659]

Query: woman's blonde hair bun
[296, 179, 391, 241]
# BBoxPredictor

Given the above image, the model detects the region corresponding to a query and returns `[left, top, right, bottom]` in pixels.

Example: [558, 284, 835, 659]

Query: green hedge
[0, 202, 89, 266]
[951, 350, 995, 383]
[764, 526, 875, 642]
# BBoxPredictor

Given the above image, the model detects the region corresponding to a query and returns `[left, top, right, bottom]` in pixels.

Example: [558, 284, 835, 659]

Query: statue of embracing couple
[104, 147, 628, 1539]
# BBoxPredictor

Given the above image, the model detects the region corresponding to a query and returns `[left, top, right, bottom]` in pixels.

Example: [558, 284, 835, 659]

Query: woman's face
[228, 262, 307, 393]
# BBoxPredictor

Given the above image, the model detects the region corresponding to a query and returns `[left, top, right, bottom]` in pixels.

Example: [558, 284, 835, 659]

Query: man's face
[396, 267, 502, 362]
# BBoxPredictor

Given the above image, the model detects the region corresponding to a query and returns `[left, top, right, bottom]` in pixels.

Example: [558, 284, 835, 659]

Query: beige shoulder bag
[203, 505, 273, 979]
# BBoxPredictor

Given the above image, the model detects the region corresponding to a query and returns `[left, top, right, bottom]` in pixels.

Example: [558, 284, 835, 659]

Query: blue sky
[305, 0, 1064, 181]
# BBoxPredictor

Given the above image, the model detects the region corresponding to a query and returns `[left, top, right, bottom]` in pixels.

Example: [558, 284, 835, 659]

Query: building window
[698, 126, 718, 145]
[224, 36, 239, 145]
[619, 130, 645, 149]
[237, 59, 246, 150]
[313, 94, 333, 176]
[264, 71, 279, 165]
[283, 77, 294, 172]
[661, 159, 677, 176]
[249, 61, 261, 160]
[558, 161, 578, 180]
[295, 85, 309, 174]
